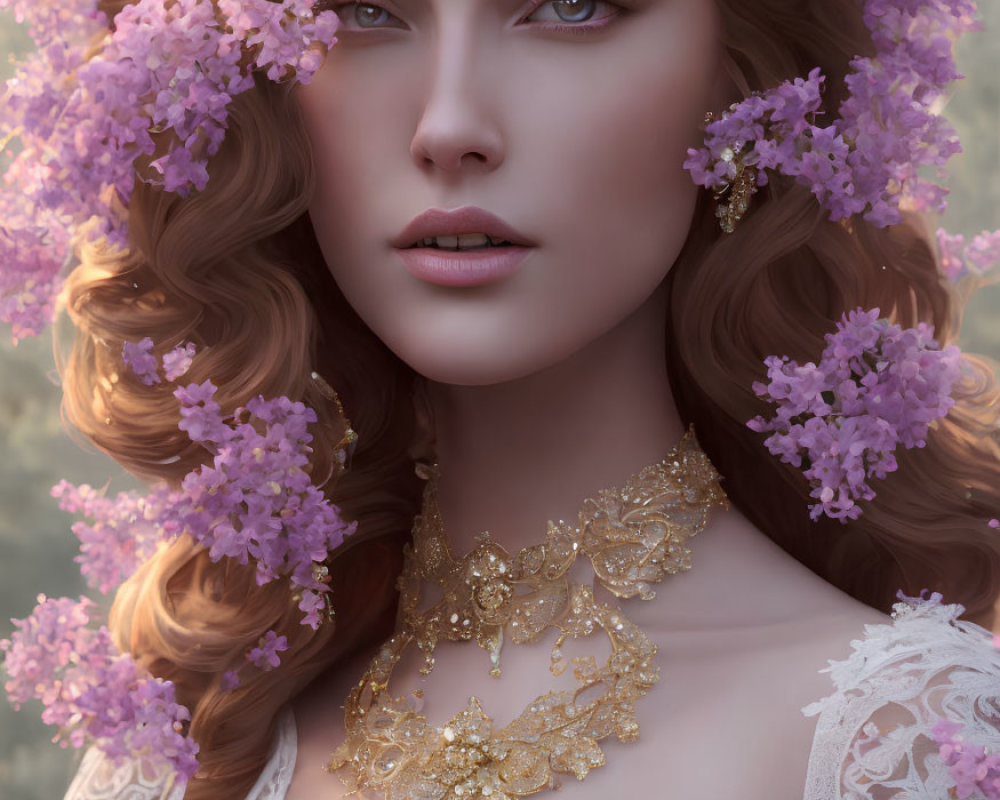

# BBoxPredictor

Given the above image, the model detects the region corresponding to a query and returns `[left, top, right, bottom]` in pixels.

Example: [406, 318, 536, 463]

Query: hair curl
[57, 1, 1000, 798]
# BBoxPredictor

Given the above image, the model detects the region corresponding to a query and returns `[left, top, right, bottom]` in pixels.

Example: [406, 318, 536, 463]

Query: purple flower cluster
[932, 719, 1000, 799]
[937, 228, 1000, 282]
[163, 342, 197, 381]
[0, 0, 339, 341]
[50, 481, 176, 595]
[122, 338, 160, 386]
[247, 631, 290, 671]
[56, 379, 356, 628]
[0, 226, 67, 343]
[685, 0, 980, 227]
[122, 338, 196, 385]
[1, 595, 199, 783]
[220, 0, 338, 82]
[7, 372, 356, 766]
[174, 383, 354, 627]
[749, 308, 962, 521]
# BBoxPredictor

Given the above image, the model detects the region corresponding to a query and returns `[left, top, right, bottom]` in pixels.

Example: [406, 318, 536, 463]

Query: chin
[390, 344, 556, 387]
[377, 324, 585, 388]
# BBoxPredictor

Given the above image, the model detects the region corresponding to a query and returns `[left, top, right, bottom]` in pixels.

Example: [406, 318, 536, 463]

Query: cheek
[297, 55, 419, 234]
[514, 53, 710, 302]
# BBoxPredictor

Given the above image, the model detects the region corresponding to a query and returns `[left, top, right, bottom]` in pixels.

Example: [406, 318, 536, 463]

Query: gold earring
[311, 370, 358, 472]
[714, 148, 757, 234]
[701, 112, 757, 234]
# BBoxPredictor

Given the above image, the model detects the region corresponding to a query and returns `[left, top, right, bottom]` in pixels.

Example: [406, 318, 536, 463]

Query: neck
[427, 283, 685, 554]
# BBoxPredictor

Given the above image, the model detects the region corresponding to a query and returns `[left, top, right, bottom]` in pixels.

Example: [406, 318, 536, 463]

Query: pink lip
[392, 206, 536, 288]
[391, 207, 535, 249]
[396, 246, 531, 287]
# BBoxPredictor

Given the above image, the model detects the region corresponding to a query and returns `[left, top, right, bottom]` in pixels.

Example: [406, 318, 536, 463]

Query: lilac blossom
[247, 631, 289, 671]
[685, 0, 981, 227]
[937, 228, 1000, 282]
[55, 381, 356, 628]
[932, 719, 1000, 799]
[50, 482, 176, 595]
[1, 595, 199, 782]
[122, 337, 161, 385]
[163, 342, 197, 381]
[749, 308, 962, 521]
[0, 0, 340, 340]
[11, 381, 350, 767]
[171, 387, 355, 626]
[0, 224, 66, 343]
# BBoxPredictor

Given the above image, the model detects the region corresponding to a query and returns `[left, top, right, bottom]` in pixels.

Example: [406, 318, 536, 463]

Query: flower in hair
[163, 342, 197, 381]
[122, 338, 198, 385]
[50, 481, 178, 595]
[9, 375, 354, 771]
[1, 594, 200, 782]
[685, 0, 980, 228]
[57, 374, 355, 628]
[122, 338, 161, 386]
[247, 631, 290, 671]
[748, 308, 962, 521]
[0, 0, 340, 341]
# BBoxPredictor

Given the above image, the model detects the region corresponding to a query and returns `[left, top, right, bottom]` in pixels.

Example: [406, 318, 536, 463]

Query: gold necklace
[329, 430, 726, 800]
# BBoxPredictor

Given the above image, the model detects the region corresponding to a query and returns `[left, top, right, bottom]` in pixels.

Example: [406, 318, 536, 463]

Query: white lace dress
[63, 600, 1000, 800]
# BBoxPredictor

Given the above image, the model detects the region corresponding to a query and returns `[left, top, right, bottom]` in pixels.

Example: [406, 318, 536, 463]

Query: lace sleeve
[63, 708, 297, 800]
[802, 599, 1000, 800]
[244, 707, 297, 800]
[63, 749, 186, 800]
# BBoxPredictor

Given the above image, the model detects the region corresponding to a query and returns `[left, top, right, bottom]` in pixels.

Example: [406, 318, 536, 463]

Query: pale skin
[289, 0, 888, 796]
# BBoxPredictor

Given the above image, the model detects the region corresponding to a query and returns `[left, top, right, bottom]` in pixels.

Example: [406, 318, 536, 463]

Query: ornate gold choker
[329, 430, 726, 800]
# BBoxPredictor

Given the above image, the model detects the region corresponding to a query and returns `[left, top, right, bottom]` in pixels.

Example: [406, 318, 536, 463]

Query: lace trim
[802, 599, 1000, 800]
[246, 708, 297, 800]
[63, 749, 186, 800]
[63, 708, 297, 800]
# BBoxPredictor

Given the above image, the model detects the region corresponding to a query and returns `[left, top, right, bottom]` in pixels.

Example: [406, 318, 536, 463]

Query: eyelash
[324, 1, 626, 35]
[520, 0, 624, 34]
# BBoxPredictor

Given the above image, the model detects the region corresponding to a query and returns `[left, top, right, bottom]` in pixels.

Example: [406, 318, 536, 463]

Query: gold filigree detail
[713, 144, 758, 234]
[329, 430, 727, 799]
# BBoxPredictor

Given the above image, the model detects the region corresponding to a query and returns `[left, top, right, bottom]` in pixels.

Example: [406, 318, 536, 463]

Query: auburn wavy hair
[57, 0, 1000, 797]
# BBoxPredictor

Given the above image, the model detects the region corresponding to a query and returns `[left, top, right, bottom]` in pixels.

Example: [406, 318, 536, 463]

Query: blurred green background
[0, 4, 999, 800]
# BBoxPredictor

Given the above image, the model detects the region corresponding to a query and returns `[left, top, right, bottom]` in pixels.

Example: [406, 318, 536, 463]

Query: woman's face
[298, 0, 723, 385]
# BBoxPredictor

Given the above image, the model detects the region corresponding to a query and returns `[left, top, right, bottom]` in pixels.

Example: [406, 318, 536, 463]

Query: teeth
[417, 234, 513, 250]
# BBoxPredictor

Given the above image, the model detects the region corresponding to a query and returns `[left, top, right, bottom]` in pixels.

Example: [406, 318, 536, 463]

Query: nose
[409, 25, 504, 174]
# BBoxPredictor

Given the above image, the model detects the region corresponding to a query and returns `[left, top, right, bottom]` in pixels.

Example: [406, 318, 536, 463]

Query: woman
[4, 0, 999, 798]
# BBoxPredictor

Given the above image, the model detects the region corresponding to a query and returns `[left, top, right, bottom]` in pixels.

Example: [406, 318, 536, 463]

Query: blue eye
[333, 2, 406, 30]
[523, 0, 620, 27]
[548, 0, 596, 22]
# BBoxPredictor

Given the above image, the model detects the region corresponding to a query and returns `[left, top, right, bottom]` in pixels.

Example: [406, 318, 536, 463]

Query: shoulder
[802, 596, 1000, 800]
[63, 710, 297, 800]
